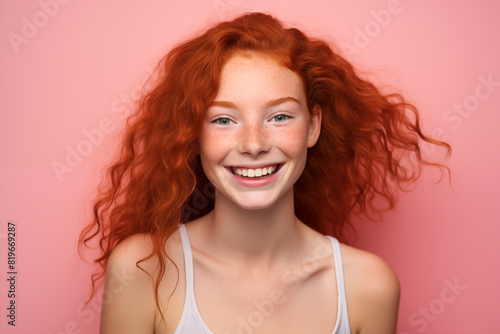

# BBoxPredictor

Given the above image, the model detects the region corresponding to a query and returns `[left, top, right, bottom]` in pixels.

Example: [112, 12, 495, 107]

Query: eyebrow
[209, 97, 301, 109]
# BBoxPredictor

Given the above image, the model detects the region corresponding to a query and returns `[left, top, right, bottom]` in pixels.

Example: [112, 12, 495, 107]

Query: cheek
[275, 124, 309, 155]
[199, 129, 229, 167]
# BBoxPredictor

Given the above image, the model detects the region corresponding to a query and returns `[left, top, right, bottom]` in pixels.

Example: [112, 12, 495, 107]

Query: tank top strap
[177, 224, 214, 333]
[327, 236, 352, 334]
[178, 223, 195, 299]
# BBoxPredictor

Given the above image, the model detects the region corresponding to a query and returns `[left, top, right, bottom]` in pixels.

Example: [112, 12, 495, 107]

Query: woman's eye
[272, 114, 291, 122]
[213, 117, 232, 125]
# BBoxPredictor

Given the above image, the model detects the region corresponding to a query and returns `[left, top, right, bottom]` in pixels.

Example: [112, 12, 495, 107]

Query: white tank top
[174, 224, 351, 334]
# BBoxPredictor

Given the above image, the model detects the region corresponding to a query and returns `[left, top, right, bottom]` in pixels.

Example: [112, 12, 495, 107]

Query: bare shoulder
[339, 243, 400, 334]
[101, 231, 188, 334]
[101, 231, 185, 334]
[100, 233, 158, 333]
[339, 243, 400, 294]
[107, 233, 155, 271]
[106, 231, 184, 277]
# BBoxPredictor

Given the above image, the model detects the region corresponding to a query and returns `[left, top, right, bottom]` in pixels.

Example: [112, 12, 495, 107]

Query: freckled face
[199, 52, 321, 210]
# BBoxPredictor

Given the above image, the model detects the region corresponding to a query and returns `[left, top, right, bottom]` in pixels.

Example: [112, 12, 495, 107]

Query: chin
[236, 201, 276, 211]
[229, 191, 284, 211]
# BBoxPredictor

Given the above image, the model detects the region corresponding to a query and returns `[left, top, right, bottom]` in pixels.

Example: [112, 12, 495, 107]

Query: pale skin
[100, 52, 400, 333]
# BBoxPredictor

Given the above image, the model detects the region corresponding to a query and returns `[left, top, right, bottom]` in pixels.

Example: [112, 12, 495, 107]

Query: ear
[307, 105, 322, 148]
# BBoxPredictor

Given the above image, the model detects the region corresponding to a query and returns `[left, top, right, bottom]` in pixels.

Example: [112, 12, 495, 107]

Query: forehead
[216, 52, 306, 103]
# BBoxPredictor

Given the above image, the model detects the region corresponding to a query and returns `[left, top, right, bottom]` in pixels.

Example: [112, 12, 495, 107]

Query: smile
[230, 164, 282, 179]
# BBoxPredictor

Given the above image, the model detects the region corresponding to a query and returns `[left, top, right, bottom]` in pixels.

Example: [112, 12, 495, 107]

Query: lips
[229, 164, 282, 179]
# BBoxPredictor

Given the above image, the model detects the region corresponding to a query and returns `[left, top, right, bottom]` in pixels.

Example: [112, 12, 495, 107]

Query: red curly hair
[79, 12, 450, 315]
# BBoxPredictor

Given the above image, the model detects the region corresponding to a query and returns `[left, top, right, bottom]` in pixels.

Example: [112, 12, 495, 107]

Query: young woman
[80, 12, 450, 334]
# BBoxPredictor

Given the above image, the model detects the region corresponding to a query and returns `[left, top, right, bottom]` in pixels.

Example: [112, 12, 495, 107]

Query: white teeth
[233, 165, 278, 178]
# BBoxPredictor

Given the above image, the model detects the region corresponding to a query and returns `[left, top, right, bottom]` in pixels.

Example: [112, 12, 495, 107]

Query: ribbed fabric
[174, 224, 351, 334]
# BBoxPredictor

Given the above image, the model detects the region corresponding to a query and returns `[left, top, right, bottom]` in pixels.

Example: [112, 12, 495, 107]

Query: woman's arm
[99, 234, 157, 334]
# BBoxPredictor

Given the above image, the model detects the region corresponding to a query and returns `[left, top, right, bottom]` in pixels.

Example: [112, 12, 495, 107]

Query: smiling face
[199, 51, 321, 210]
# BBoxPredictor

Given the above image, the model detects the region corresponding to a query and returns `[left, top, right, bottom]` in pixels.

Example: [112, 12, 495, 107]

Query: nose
[237, 121, 271, 156]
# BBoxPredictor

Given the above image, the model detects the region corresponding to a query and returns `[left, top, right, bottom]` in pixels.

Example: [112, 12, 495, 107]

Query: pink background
[1, 0, 499, 333]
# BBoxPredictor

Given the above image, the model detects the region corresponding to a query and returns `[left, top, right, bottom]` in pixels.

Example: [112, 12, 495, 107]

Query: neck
[202, 188, 304, 268]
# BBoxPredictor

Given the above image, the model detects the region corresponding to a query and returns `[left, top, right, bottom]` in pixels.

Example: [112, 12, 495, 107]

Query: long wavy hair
[79, 12, 450, 316]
